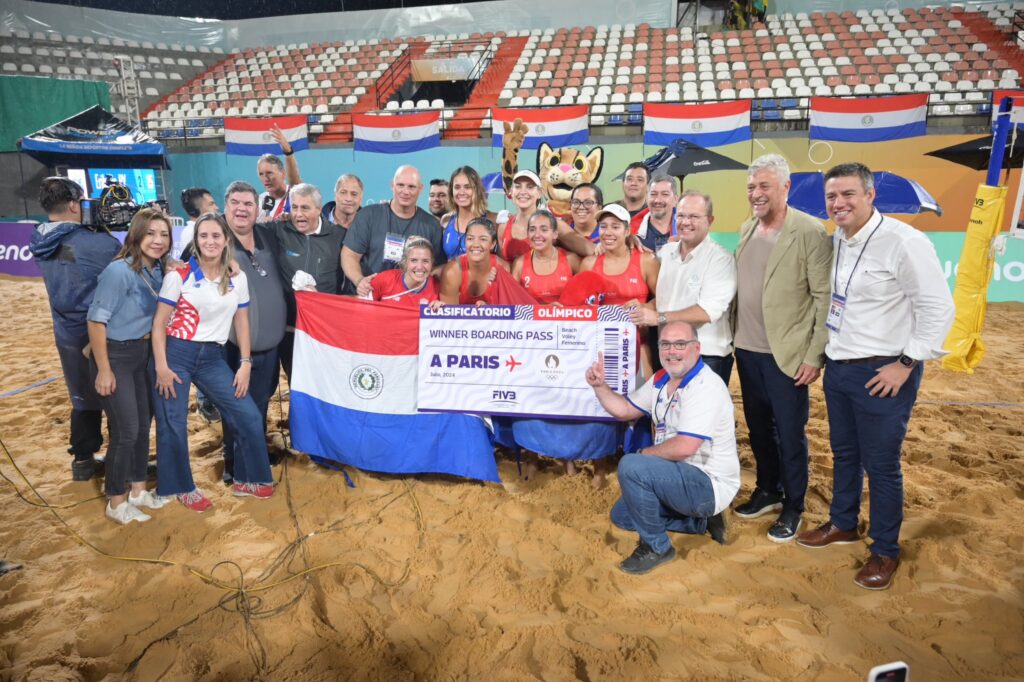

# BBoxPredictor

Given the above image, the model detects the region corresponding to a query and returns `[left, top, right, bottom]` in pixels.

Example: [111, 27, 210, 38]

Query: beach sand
[1, 276, 1022, 681]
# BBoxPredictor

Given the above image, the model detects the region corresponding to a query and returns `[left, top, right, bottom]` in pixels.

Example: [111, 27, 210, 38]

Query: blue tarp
[789, 171, 941, 219]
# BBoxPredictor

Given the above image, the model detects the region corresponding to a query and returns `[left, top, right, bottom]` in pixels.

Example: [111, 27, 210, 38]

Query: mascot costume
[501, 119, 604, 220]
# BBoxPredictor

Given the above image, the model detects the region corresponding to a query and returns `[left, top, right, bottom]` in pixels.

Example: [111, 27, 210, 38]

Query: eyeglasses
[248, 252, 267, 277]
[658, 339, 699, 351]
[677, 214, 707, 222]
[570, 199, 599, 209]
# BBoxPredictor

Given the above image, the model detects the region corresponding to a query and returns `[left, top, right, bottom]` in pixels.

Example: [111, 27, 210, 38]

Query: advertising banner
[418, 305, 636, 420]
[411, 57, 477, 82]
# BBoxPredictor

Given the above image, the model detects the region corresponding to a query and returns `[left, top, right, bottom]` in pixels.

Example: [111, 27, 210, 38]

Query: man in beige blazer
[731, 154, 832, 542]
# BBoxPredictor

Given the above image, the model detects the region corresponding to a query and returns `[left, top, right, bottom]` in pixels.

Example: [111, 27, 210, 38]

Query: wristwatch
[657, 313, 668, 326]
[897, 354, 917, 368]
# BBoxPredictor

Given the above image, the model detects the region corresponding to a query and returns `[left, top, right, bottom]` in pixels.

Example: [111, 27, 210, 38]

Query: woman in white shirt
[151, 213, 274, 511]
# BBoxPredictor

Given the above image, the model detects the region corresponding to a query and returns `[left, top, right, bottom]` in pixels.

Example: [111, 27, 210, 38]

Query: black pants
[702, 354, 734, 386]
[57, 343, 103, 461]
[90, 339, 152, 496]
[735, 348, 809, 514]
[278, 331, 295, 383]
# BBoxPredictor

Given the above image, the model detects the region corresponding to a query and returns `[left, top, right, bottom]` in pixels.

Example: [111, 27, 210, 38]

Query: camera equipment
[89, 178, 168, 230]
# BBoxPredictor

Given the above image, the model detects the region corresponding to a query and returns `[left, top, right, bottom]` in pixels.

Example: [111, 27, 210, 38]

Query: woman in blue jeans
[87, 208, 172, 524]
[151, 212, 274, 511]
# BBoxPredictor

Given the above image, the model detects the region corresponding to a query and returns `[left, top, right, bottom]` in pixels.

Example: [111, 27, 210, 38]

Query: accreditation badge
[383, 232, 405, 263]
[826, 293, 846, 332]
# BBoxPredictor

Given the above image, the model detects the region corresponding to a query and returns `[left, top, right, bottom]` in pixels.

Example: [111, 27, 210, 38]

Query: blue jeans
[223, 342, 280, 468]
[611, 452, 717, 553]
[824, 358, 923, 558]
[152, 337, 273, 496]
[735, 348, 810, 513]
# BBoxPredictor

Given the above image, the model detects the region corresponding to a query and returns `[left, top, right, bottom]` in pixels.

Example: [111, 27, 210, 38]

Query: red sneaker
[177, 490, 213, 512]
[232, 482, 274, 499]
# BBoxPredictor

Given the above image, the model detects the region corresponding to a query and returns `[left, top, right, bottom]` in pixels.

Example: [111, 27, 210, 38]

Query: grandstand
[5, 4, 1023, 145]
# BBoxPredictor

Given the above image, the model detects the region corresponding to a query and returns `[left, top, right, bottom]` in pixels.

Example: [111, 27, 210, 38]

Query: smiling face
[825, 175, 876, 237]
[658, 322, 701, 379]
[290, 193, 320, 235]
[402, 246, 433, 287]
[570, 186, 600, 228]
[140, 218, 171, 266]
[623, 167, 649, 204]
[428, 184, 450, 216]
[392, 167, 423, 213]
[648, 180, 677, 221]
[597, 215, 629, 253]
[225, 191, 257, 234]
[676, 194, 712, 250]
[746, 168, 790, 224]
[195, 218, 229, 262]
[451, 173, 475, 212]
[465, 223, 495, 262]
[334, 178, 363, 220]
[257, 161, 286, 196]
[513, 177, 542, 211]
[527, 213, 557, 252]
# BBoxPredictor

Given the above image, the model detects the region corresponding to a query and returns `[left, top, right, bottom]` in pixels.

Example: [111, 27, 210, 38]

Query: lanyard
[833, 213, 883, 297]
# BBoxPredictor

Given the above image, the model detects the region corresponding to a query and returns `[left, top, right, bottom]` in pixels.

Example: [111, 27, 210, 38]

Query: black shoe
[222, 457, 234, 485]
[71, 459, 97, 481]
[767, 509, 802, 543]
[706, 512, 728, 545]
[733, 488, 784, 519]
[618, 541, 676, 575]
[197, 399, 221, 423]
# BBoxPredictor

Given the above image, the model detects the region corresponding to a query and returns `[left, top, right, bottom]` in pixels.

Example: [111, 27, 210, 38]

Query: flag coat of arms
[491, 105, 589, 149]
[809, 94, 928, 142]
[289, 292, 499, 482]
[224, 115, 309, 156]
[642, 101, 752, 147]
[352, 111, 441, 154]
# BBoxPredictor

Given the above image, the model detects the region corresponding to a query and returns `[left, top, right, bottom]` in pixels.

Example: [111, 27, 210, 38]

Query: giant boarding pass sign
[417, 305, 636, 420]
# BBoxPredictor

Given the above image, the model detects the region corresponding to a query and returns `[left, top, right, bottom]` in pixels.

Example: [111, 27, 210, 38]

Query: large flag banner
[224, 115, 309, 156]
[352, 111, 440, 154]
[809, 94, 927, 142]
[290, 293, 498, 482]
[491, 105, 589, 149]
[991, 89, 1024, 127]
[642, 101, 752, 147]
[418, 305, 635, 419]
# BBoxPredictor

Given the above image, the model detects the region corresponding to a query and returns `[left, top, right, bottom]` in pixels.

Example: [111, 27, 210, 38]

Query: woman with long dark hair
[439, 217, 509, 305]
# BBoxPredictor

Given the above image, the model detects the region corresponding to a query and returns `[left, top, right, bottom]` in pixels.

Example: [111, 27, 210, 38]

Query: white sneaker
[128, 489, 171, 509]
[106, 500, 151, 525]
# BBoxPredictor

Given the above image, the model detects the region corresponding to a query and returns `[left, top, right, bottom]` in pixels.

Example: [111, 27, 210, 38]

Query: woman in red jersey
[357, 236, 439, 308]
[439, 217, 509, 305]
[511, 209, 580, 304]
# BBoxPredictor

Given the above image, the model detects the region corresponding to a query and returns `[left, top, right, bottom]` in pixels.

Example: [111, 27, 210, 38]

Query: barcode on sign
[602, 327, 621, 392]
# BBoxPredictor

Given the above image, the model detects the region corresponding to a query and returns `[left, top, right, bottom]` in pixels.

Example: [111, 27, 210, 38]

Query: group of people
[31, 142, 953, 590]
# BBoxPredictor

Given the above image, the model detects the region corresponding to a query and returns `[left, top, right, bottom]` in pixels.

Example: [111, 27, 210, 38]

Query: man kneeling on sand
[585, 321, 740, 575]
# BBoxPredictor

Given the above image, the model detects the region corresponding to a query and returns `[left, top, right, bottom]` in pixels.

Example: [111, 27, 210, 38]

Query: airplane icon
[505, 355, 522, 372]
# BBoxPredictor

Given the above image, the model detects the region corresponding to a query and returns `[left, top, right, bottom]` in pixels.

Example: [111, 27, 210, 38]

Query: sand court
[1, 277, 1022, 680]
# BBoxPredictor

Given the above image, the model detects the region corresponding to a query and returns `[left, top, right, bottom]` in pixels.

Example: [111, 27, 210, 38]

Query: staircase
[444, 36, 528, 140]
[956, 9, 1024, 74]
[318, 40, 429, 143]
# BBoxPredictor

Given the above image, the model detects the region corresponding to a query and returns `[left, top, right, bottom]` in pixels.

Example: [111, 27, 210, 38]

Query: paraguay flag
[809, 94, 927, 143]
[991, 89, 1024, 127]
[224, 115, 309, 156]
[352, 111, 440, 154]
[492, 105, 589, 149]
[289, 292, 499, 482]
[643, 101, 752, 147]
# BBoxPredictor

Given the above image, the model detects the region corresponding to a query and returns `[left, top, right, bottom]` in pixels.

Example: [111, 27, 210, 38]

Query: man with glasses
[220, 180, 288, 483]
[628, 191, 736, 384]
[732, 154, 832, 544]
[585, 321, 739, 575]
[30, 176, 121, 481]
[567, 183, 603, 242]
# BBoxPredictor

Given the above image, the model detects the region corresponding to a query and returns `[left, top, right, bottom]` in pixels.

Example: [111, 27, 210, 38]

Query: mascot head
[537, 143, 603, 212]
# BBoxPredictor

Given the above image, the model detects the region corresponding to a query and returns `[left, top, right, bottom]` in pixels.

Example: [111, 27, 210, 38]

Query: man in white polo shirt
[796, 162, 954, 591]
[586, 321, 739, 575]
[629, 190, 736, 384]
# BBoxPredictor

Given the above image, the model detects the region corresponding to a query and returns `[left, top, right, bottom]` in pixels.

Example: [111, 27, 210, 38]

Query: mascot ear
[584, 147, 604, 183]
[537, 142, 555, 172]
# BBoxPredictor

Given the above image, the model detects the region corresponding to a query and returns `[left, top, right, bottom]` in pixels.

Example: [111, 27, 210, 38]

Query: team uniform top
[500, 217, 532, 263]
[458, 254, 498, 305]
[594, 249, 649, 304]
[520, 249, 573, 304]
[626, 362, 740, 515]
[371, 269, 440, 308]
[158, 257, 250, 344]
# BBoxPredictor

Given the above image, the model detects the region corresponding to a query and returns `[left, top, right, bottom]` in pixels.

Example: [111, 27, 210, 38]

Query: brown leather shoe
[854, 554, 899, 590]
[796, 521, 860, 548]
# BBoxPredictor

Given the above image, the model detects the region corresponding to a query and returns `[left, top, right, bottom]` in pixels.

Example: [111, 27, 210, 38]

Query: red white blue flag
[289, 292, 498, 482]
[352, 111, 440, 154]
[491, 105, 589, 149]
[809, 94, 927, 142]
[224, 115, 308, 156]
[643, 101, 752, 147]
